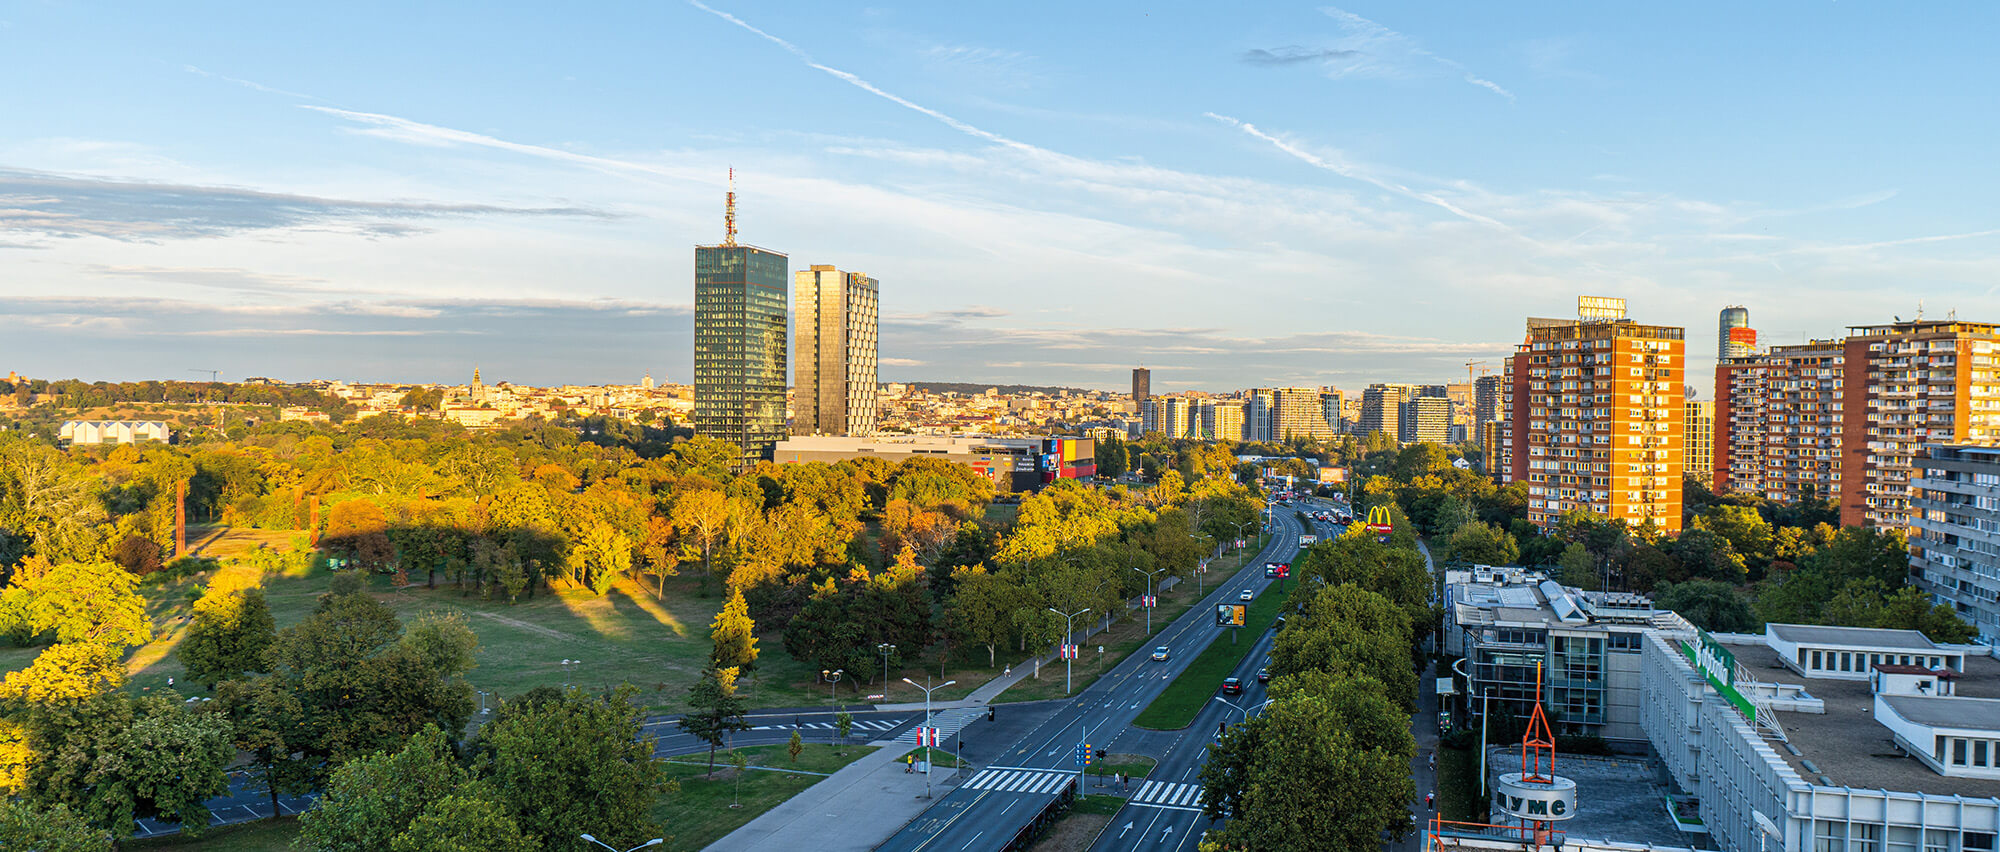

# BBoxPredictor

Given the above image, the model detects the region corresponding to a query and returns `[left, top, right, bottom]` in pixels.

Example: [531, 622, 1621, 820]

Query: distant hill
[904, 381, 1105, 396]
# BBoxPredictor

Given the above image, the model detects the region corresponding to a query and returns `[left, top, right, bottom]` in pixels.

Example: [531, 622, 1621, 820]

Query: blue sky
[3, 2, 1997, 393]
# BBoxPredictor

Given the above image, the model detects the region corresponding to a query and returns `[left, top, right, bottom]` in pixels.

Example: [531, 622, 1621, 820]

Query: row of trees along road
[1199, 518, 1427, 849]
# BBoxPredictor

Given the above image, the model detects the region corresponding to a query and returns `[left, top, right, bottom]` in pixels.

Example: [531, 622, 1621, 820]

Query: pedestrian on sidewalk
[1425, 792, 1435, 810]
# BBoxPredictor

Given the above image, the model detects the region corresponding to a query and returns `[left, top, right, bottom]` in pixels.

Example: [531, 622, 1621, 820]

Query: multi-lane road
[874, 499, 1338, 852]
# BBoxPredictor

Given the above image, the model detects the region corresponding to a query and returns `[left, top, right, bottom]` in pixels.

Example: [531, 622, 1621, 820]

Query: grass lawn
[127, 817, 299, 851]
[1130, 585, 1285, 730]
[1096, 753, 1157, 779]
[652, 743, 877, 852]
[1071, 794, 1126, 816]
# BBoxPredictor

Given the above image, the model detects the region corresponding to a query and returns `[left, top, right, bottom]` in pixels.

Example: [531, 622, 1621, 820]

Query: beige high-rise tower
[793, 265, 879, 436]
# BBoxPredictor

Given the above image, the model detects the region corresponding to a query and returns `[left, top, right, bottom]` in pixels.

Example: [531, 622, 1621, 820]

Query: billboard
[1678, 629, 1757, 722]
[1214, 604, 1246, 627]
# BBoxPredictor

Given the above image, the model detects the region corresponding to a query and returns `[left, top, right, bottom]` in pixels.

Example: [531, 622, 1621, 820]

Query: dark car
[1256, 669, 1271, 683]
[1221, 677, 1243, 695]
[1274, 614, 1287, 630]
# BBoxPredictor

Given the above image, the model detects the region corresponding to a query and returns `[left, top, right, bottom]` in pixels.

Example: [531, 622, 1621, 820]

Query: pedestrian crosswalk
[960, 767, 1076, 796]
[749, 717, 906, 732]
[893, 707, 982, 744]
[1130, 779, 1205, 811]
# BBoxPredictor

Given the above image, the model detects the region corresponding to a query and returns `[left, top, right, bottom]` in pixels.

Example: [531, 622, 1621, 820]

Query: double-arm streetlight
[821, 669, 844, 705]
[1047, 606, 1091, 695]
[1131, 563, 1167, 634]
[580, 836, 662, 852]
[877, 643, 896, 696]
[902, 676, 957, 800]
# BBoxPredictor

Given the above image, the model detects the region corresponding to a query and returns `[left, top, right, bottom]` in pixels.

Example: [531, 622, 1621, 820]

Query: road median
[1129, 588, 1286, 730]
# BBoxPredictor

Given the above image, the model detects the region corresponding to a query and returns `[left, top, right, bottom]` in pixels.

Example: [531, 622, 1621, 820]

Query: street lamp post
[1131, 563, 1166, 634]
[579, 835, 663, 852]
[1046, 606, 1091, 695]
[877, 643, 896, 697]
[902, 676, 957, 799]
[560, 659, 580, 688]
[822, 669, 844, 704]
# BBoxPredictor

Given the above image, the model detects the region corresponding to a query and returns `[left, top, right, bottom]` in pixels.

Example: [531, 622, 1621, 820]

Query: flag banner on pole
[920, 727, 939, 747]
[1143, 595, 1156, 607]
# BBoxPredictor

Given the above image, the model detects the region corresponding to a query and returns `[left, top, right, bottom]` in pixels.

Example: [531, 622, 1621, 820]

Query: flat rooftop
[1486, 750, 1695, 848]
[1735, 641, 2000, 799]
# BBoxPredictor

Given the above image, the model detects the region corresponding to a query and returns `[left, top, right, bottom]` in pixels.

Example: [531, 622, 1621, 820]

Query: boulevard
[873, 504, 1318, 852]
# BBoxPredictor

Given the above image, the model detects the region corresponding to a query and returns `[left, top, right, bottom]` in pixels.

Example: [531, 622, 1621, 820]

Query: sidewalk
[701, 739, 935, 852]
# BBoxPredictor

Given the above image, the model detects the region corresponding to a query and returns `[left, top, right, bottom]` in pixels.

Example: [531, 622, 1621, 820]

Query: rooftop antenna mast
[724, 168, 738, 247]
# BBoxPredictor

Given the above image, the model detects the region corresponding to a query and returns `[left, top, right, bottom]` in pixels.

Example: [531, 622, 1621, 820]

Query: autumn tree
[0, 561, 152, 648]
[671, 488, 731, 594]
[298, 725, 476, 850]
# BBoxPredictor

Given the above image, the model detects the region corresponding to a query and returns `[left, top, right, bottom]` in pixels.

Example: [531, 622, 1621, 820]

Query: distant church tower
[471, 367, 486, 404]
[642, 372, 655, 390]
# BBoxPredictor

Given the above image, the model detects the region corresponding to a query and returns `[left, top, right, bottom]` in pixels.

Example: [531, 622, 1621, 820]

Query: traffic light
[1095, 748, 1107, 764]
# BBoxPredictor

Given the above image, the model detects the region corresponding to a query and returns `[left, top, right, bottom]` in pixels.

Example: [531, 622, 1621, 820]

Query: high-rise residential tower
[1132, 368, 1151, 403]
[1683, 400, 1714, 484]
[1398, 396, 1452, 444]
[1359, 383, 1419, 442]
[1272, 387, 1338, 441]
[1714, 340, 1843, 501]
[1719, 305, 1756, 361]
[1499, 297, 1684, 532]
[694, 174, 789, 466]
[1473, 375, 1504, 447]
[794, 265, 879, 437]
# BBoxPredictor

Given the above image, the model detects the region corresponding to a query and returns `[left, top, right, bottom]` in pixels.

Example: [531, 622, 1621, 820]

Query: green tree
[788, 729, 804, 763]
[1095, 433, 1129, 480]
[107, 702, 235, 836]
[710, 586, 759, 673]
[1557, 543, 1597, 590]
[390, 789, 535, 852]
[835, 710, 854, 750]
[948, 567, 1026, 668]
[1875, 585, 1977, 643]
[177, 586, 276, 688]
[266, 585, 476, 774]
[215, 676, 313, 821]
[1199, 677, 1414, 849]
[298, 725, 468, 851]
[1655, 580, 1760, 633]
[1269, 584, 1415, 710]
[477, 685, 668, 852]
[1442, 521, 1520, 567]
[0, 798, 112, 851]
[679, 670, 749, 775]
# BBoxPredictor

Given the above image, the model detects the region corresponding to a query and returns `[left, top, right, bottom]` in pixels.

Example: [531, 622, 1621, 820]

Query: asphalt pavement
[1086, 502, 1346, 852]
[872, 508, 1311, 852]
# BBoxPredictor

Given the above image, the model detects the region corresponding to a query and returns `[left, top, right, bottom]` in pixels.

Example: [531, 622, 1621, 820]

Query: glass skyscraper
[694, 242, 789, 466]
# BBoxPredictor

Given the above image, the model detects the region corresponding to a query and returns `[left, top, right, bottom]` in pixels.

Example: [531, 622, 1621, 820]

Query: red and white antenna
[724, 167, 738, 247]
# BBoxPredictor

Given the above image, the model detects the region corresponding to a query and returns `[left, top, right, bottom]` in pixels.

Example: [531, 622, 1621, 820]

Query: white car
[1151, 646, 1171, 661]
[1239, 589, 1255, 602]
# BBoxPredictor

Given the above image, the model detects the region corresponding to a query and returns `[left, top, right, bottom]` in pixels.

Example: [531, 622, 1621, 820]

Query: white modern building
[58, 420, 171, 445]
[1640, 623, 2000, 852]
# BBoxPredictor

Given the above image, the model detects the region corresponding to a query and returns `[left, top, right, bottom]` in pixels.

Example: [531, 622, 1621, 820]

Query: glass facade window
[695, 245, 789, 465]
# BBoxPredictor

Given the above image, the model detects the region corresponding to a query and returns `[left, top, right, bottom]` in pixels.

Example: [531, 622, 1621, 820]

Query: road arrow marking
[1162, 825, 1175, 841]
[1120, 822, 1134, 839]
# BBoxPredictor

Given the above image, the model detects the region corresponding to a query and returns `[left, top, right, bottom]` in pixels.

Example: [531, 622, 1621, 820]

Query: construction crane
[1464, 360, 1491, 384]
[187, 369, 221, 382]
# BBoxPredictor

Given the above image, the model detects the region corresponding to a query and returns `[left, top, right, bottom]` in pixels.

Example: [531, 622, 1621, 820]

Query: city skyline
[5, 3, 1999, 390]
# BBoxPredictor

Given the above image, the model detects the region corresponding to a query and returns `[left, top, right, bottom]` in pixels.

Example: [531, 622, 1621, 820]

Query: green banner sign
[1679, 629, 1756, 723]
